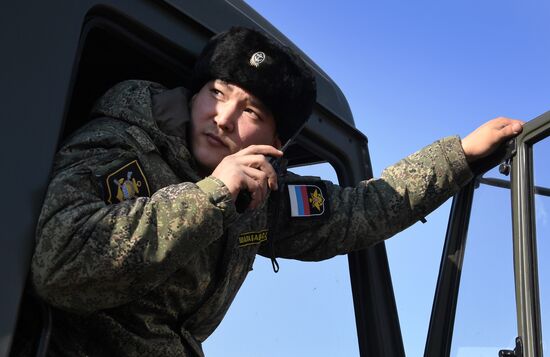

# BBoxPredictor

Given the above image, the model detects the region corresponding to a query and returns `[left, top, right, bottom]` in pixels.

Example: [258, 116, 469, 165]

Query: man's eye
[244, 108, 262, 121]
[210, 88, 223, 97]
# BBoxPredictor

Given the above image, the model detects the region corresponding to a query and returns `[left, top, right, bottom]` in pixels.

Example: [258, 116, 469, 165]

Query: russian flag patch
[287, 184, 327, 217]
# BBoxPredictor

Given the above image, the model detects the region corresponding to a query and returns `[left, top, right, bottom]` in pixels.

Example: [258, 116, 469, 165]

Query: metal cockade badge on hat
[249, 51, 266, 67]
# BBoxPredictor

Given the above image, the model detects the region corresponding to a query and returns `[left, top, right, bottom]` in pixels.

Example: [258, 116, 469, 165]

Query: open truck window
[64, 6, 195, 137]
[4, 2, 404, 356]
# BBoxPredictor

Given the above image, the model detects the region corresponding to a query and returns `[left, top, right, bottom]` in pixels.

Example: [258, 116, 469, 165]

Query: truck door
[424, 112, 550, 357]
[509, 112, 550, 357]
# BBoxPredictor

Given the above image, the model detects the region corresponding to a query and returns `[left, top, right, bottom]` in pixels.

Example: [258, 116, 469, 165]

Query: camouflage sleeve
[32, 121, 236, 314]
[261, 136, 473, 261]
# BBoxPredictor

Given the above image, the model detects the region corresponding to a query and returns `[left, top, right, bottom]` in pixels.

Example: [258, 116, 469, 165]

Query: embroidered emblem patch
[239, 229, 268, 247]
[249, 51, 266, 67]
[288, 184, 326, 217]
[101, 159, 151, 204]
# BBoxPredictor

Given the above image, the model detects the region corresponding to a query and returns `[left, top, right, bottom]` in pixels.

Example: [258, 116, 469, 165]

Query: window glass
[533, 138, 550, 353]
[203, 163, 359, 357]
[450, 167, 517, 356]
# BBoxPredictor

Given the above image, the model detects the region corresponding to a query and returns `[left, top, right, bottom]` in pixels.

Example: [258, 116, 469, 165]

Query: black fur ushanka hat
[190, 26, 317, 143]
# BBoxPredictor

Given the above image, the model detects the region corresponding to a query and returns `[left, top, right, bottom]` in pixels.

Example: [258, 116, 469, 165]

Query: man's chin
[195, 156, 223, 177]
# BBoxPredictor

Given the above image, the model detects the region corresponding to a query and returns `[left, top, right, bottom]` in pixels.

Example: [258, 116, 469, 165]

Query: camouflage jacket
[31, 80, 473, 356]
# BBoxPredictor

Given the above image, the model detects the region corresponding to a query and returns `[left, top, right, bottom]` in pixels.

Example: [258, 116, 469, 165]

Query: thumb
[498, 121, 523, 139]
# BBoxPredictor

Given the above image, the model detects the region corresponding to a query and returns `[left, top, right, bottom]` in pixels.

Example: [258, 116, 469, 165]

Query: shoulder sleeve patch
[98, 159, 151, 204]
[287, 182, 329, 218]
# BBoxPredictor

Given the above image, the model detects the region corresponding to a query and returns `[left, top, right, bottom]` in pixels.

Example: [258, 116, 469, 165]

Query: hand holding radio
[211, 145, 283, 211]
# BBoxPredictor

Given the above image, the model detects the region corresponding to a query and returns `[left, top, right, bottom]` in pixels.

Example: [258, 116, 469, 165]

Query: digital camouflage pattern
[31, 80, 473, 356]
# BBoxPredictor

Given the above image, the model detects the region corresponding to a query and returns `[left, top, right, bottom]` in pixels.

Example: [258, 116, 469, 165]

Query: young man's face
[190, 80, 281, 175]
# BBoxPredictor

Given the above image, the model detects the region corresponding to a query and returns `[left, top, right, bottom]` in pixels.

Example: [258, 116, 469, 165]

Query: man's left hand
[461, 117, 524, 163]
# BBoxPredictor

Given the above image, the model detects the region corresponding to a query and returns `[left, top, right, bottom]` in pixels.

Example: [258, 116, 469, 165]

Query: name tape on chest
[100, 159, 151, 204]
[287, 184, 327, 218]
[238, 229, 268, 247]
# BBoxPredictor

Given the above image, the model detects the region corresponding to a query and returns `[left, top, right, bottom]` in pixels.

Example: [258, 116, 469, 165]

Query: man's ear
[189, 93, 197, 108]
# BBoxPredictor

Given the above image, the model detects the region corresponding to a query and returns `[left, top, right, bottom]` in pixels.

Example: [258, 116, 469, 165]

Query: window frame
[424, 111, 550, 356]
[512, 111, 550, 357]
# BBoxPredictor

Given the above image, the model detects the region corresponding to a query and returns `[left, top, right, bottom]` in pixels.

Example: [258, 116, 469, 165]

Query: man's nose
[214, 103, 239, 132]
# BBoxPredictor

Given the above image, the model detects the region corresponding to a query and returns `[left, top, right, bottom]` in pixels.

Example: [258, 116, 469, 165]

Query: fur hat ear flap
[190, 26, 317, 143]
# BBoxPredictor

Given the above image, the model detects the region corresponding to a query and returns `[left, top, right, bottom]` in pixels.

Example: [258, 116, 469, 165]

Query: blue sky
[204, 1, 550, 356]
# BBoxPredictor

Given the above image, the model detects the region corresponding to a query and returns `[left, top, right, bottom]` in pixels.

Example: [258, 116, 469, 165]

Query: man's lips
[205, 133, 229, 148]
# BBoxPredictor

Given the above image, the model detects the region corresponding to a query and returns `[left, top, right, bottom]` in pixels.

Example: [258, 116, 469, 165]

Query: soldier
[30, 27, 523, 356]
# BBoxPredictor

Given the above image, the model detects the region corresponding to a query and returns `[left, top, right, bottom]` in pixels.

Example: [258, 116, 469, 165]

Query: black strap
[267, 159, 288, 273]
